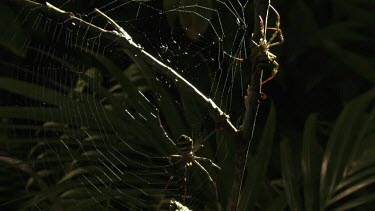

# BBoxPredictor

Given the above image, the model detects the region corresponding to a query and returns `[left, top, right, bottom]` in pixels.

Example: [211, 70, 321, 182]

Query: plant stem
[226, 0, 270, 210]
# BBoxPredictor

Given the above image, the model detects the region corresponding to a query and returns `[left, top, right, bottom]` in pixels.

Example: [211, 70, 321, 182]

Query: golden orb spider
[251, 4, 284, 85]
[157, 111, 221, 204]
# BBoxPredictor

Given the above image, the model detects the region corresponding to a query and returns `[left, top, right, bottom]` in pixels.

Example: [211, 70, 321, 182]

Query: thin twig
[226, 0, 270, 210]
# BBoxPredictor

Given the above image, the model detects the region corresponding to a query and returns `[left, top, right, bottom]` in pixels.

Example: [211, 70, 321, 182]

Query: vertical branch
[226, 0, 270, 210]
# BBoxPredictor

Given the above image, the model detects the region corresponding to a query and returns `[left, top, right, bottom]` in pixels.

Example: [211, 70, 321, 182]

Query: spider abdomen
[176, 135, 193, 155]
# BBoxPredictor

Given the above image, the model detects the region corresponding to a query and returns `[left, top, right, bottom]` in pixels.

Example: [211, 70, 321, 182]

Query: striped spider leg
[251, 4, 284, 85]
[157, 111, 221, 204]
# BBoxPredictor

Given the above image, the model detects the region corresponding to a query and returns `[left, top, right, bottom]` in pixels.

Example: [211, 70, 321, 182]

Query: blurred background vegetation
[0, 0, 374, 210]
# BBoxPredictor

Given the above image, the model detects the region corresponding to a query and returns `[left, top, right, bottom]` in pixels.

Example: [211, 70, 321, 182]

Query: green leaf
[328, 174, 375, 207]
[320, 87, 375, 209]
[332, 193, 375, 211]
[123, 64, 149, 92]
[319, 40, 375, 83]
[0, 106, 110, 131]
[58, 168, 89, 184]
[301, 113, 323, 211]
[0, 77, 72, 106]
[0, 156, 48, 190]
[280, 138, 303, 211]
[0, 3, 29, 56]
[335, 166, 375, 194]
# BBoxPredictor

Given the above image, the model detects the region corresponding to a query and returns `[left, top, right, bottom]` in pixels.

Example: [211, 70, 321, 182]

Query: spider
[157, 111, 221, 204]
[251, 4, 284, 85]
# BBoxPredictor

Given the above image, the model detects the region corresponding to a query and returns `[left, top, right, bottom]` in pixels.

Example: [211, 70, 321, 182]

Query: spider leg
[193, 160, 218, 200]
[163, 175, 174, 191]
[251, 40, 260, 47]
[157, 109, 177, 149]
[167, 155, 184, 167]
[224, 51, 244, 62]
[259, 15, 266, 41]
[170, 154, 183, 159]
[267, 28, 284, 47]
[261, 59, 279, 85]
[270, 4, 280, 27]
[195, 156, 221, 170]
[267, 5, 284, 47]
[192, 130, 217, 154]
[183, 165, 187, 204]
[161, 155, 184, 193]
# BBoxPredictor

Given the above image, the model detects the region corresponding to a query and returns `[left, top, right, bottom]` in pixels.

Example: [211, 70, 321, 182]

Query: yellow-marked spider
[157, 111, 221, 204]
[251, 4, 284, 85]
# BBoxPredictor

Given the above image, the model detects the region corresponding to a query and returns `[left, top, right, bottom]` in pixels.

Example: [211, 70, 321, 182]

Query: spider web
[87, 0, 251, 115]
[0, 0, 254, 209]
